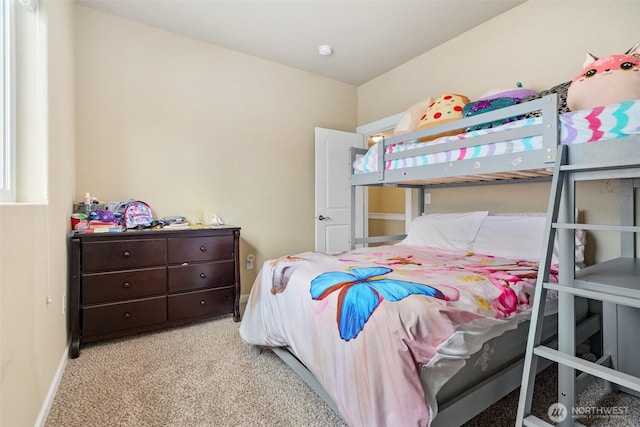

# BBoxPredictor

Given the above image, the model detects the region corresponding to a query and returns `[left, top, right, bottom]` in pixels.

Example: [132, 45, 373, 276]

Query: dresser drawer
[167, 235, 234, 264]
[82, 267, 167, 305]
[168, 287, 234, 321]
[81, 296, 167, 336]
[167, 260, 235, 293]
[82, 239, 166, 272]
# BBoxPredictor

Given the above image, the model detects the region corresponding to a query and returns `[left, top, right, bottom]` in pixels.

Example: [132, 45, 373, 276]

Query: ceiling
[75, 0, 526, 86]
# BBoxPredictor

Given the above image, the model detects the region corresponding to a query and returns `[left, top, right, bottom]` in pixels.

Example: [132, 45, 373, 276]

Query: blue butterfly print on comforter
[310, 266, 445, 341]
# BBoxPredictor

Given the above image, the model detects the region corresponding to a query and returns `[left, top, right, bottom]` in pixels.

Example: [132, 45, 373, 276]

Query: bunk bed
[239, 94, 640, 427]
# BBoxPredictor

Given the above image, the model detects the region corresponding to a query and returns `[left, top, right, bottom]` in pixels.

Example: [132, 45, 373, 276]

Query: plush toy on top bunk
[414, 93, 471, 141]
[567, 43, 640, 111]
[417, 94, 469, 130]
[392, 97, 433, 136]
[462, 82, 537, 132]
[392, 94, 471, 141]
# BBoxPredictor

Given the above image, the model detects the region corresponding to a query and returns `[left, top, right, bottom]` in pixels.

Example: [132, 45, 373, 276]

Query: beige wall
[3, 1, 638, 425]
[74, 6, 357, 297]
[0, 1, 76, 426]
[358, 0, 640, 264]
[2, 4, 356, 426]
[358, 1, 640, 124]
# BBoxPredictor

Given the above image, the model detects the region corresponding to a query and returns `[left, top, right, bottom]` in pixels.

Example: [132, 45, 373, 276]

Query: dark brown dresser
[69, 226, 240, 358]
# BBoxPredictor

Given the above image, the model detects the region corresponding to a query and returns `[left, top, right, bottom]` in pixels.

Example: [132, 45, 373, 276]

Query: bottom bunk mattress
[239, 244, 559, 427]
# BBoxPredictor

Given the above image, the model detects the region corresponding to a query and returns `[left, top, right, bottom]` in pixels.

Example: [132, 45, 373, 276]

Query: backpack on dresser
[122, 200, 154, 229]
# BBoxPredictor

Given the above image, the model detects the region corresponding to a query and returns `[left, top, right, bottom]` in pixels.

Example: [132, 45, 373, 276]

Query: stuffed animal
[415, 94, 470, 140]
[417, 94, 470, 130]
[567, 43, 640, 111]
[392, 97, 433, 136]
[520, 81, 571, 118]
[463, 97, 521, 132]
[463, 83, 537, 131]
[94, 209, 118, 223]
[476, 83, 537, 102]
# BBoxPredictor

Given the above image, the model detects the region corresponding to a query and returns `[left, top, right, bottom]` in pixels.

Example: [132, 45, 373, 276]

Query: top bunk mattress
[353, 99, 640, 175]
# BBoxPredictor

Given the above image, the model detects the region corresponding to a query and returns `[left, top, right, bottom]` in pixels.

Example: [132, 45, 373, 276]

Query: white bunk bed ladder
[516, 144, 640, 426]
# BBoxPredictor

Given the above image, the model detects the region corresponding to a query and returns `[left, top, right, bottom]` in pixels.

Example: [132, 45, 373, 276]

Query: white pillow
[472, 215, 586, 263]
[472, 215, 546, 260]
[401, 211, 488, 251]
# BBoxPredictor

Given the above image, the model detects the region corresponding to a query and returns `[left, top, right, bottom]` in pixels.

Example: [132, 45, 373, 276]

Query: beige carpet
[46, 315, 639, 427]
[46, 316, 344, 427]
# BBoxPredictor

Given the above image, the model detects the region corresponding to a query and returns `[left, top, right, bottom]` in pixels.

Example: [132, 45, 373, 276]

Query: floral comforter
[239, 244, 557, 426]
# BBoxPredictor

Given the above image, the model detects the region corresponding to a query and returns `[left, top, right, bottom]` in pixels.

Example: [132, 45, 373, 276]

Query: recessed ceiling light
[318, 45, 333, 56]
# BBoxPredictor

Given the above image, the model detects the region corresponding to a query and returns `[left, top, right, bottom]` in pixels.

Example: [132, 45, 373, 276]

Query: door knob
[317, 215, 331, 221]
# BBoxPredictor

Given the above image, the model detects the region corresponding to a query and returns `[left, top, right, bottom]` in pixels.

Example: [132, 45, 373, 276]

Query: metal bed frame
[350, 94, 561, 250]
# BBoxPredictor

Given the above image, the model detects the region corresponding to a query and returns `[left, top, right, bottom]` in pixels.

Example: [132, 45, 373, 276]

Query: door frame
[356, 113, 412, 235]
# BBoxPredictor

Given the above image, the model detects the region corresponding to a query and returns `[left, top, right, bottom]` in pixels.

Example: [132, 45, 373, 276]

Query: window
[0, 0, 15, 202]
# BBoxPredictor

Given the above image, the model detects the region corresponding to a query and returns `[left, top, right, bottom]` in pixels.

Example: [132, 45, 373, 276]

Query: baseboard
[34, 344, 69, 427]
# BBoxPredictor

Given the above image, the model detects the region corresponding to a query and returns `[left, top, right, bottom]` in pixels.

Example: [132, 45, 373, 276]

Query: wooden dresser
[69, 226, 240, 358]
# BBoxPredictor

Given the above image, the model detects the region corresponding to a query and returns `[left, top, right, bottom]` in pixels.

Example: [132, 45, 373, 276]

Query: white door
[314, 128, 365, 252]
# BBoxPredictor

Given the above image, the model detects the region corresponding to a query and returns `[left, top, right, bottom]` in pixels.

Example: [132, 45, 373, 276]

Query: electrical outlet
[424, 193, 431, 205]
[246, 254, 255, 270]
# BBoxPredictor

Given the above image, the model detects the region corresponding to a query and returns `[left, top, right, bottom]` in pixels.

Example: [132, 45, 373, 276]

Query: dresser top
[70, 225, 240, 241]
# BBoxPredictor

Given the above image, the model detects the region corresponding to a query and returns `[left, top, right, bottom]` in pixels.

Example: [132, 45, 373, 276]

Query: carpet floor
[46, 316, 639, 427]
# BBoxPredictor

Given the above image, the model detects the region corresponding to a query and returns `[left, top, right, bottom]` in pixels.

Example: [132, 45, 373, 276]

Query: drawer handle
[200, 272, 207, 279]
[200, 245, 207, 252]
[123, 250, 131, 258]
[122, 282, 131, 289]
[123, 312, 131, 319]
[200, 300, 206, 306]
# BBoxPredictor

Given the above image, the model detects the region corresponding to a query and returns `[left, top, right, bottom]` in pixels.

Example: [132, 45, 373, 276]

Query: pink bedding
[239, 244, 557, 426]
